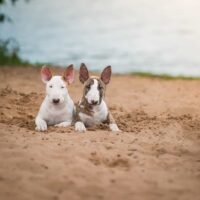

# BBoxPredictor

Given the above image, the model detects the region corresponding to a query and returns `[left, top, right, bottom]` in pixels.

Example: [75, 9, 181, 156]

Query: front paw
[55, 121, 71, 127]
[35, 119, 47, 131]
[109, 123, 121, 132]
[75, 121, 86, 132]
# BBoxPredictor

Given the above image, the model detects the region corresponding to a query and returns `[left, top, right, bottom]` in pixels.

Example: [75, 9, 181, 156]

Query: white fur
[35, 76, 74, 131]
[109, 123, 120, 132]
[76, 100, 121, 132]
[79, 100, 108, 127]
[75, 121, 86, 132]
[76, 77, 120, 133]
[85, 79, 99, 104]
[55, 121, 71, 127]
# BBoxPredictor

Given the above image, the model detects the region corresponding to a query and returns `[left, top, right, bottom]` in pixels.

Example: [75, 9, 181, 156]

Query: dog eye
[86, 85, 90, 89]
[49, 85, 53, 88]
[61, 86, 65, 89]
[98, 85, 103, 90]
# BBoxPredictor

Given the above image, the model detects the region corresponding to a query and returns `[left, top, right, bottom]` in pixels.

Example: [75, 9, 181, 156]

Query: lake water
[1, 0, 200, 76]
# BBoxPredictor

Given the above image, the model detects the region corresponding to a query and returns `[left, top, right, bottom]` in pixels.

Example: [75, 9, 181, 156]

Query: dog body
[75, 64, 120, 132]
[78, 98, 108, 127]
[35, 66, 75, 131]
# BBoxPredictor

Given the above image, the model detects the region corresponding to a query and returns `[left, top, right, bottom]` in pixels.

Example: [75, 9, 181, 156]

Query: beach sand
[0, 67, 200, 200]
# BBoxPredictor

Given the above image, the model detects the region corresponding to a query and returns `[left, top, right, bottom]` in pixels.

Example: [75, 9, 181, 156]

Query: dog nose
[53, 99, 60, 104]
[91, 100, 98, 105]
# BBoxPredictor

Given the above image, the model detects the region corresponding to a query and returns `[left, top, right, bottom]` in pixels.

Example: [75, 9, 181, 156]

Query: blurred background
[0, 0, 200, 76]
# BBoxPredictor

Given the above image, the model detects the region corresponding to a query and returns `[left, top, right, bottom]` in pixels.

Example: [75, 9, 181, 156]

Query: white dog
[35, 65, 75, 131]
[74, 63, 120, 132]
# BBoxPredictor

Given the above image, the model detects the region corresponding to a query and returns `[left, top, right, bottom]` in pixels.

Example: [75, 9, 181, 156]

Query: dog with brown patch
[74, 63, 120, 132]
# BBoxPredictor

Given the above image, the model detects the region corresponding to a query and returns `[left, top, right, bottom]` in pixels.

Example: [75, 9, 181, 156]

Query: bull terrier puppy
[74, 63, 120, 132]
[35, 65, 75, 131]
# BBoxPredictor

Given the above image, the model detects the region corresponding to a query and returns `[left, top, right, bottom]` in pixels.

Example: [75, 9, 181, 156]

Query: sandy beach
[0, 66, 200, 200]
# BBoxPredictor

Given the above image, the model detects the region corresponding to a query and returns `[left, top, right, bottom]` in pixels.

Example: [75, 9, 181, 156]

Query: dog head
[41, 65, 75, 105]
[79, 63, 111, 106]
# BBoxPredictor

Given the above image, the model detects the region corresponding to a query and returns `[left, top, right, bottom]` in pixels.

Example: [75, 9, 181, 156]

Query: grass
[131, 72, 200, 80]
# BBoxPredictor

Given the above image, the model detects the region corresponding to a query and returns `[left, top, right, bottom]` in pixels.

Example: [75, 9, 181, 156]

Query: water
[1, 0, 200, 76]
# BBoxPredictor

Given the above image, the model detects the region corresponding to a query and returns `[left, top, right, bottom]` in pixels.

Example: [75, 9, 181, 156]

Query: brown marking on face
[96, 78, 106, 104]
[83, 78, 95, 98]
[83, 78, 106, 105]
[89, 75, 106, 104]
[75, 64, 112, 124]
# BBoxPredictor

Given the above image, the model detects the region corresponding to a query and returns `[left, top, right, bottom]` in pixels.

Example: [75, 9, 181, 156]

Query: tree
[0, 0, 19, 23]
[0, 0, 29, 65]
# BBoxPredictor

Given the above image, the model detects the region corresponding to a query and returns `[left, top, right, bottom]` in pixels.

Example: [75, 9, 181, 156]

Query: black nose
[91, 100, 98, 105]
[53, 99, 60, 104]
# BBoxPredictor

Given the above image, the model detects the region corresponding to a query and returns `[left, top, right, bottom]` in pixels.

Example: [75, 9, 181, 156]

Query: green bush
[0, 39, 29, 65]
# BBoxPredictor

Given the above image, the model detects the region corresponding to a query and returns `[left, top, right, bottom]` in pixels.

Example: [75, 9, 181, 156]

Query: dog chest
[78, 101, 108, 127]
[45, 110, 73, 125]
[42, 101, 74, 125]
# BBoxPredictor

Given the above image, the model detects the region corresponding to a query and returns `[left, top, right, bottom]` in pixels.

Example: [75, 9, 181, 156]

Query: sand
[0, 66, 200, 200]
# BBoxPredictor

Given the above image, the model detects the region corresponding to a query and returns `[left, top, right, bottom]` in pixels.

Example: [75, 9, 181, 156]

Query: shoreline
[1, 64, 200, 80]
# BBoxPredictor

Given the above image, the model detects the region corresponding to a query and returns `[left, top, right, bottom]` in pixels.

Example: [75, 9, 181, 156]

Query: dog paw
[75, 122, 86, 132]
[55, 121, 71, 127]
[109, 123, 121, 132]
[35, 119, 47, 131]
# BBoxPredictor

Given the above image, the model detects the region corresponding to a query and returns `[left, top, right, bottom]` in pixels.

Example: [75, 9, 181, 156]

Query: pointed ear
[101, 66, 111, 85]
[41, 66, 52, 83]
[63, 64, 75, 84]
[79, 63, 89, 84]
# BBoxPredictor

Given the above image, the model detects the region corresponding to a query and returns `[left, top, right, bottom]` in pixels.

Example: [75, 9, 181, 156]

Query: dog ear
[101, 66, 111, 85]
[41, 66, 52, 83]
[79, 63, 89, 84]
[63, 64, 75, 84]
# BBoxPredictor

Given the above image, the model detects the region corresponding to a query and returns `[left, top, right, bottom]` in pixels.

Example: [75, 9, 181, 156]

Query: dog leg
[75, 121, 86, 132]
[35, 116, 47, 131]
[55, 121, 71, 127]
[107, 113, 121, 132]
[109, 123, 120, 132]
